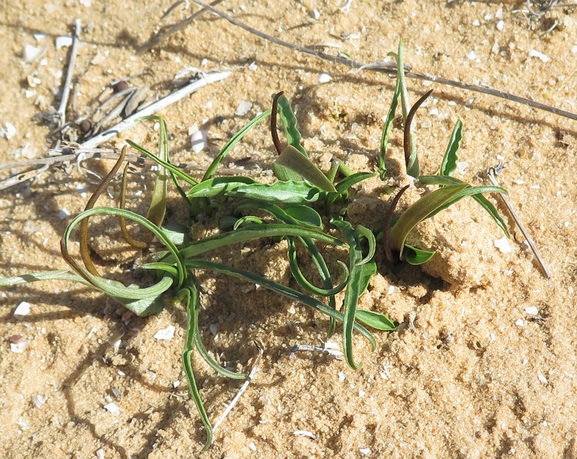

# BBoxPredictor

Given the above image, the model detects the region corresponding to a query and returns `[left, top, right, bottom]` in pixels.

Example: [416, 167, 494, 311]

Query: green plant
[0, 40, 511, 450]
[379, 40, 509, 265]
[1, 97, 393, 448]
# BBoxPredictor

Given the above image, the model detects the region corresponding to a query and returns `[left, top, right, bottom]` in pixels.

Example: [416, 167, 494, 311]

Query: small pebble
[318, 72, 332, 83]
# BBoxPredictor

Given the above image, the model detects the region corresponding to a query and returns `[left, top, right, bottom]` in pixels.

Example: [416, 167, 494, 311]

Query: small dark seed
[9, 334, 25, 344]
[112, 80, 130, 92]
[78, 119, 93, 133]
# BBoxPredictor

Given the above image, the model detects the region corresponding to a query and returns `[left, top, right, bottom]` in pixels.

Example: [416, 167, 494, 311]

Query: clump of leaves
[379, 40, 509, 265]
[0, 40, 510, 450]
[0, 97, 393, 448]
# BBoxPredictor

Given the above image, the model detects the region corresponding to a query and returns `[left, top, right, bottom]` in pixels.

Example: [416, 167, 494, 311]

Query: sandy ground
[1, 1, 577, 458]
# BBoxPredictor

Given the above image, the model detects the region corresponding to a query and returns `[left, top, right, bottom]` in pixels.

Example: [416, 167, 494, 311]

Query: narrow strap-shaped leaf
[378, 69, 402, 180]
[388, 184, 468, 261]
[277, 94, 307, 157]
[274, 146, 337, 192]
[355, 309, 396, 331]
[287, 238, 349, 296]
[335, 172, 375, 195]
[418, 175, 509, 236]
[127, 139, 199, 187]
[440, 120, 462, 177]
[403, 244, 436, 265]
[178, 223, 345, 259]
[187, 259, 376, 347]
[203, 110, 271, 181]
[178, 284, 214, 450]
[188, 177, 329, 204]
[60, 207, 186, 315]
[0, 270, 93, 287]
[331, 219, 376, 369]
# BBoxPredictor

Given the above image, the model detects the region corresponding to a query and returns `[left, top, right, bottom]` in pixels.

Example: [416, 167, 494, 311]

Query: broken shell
[23, 44, 48, 63]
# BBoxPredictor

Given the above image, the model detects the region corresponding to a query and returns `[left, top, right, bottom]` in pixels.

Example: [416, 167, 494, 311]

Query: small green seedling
[380, 40, 509, 265]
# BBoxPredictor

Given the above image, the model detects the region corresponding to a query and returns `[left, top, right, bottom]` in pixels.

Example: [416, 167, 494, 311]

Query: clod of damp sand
[13, 301, 31, 320]
[318, 72, 332, 83]
[104, 402, 120, 415]
[154, 325, 175, 340]
[235, 101, 252, 116]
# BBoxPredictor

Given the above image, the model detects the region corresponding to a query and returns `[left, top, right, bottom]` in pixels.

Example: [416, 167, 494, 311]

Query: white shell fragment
[360, 448, 371, 456]
[153, 325, 176, 340]
[294, 430, 316, 439]
[13, 301, 31, 320]
[10, 340, 30, 353]
[103, 402, 120, 415]
[58, 208, 71, 220]
[318, 72, 332, 83]
[189, 128, 209, 153]
[529, 49, 550, 63]
[494, 237, 512, 253]
[538, 374, 548, 384]
[23, 44, 48, 63]
[1, 122, 17, 140]
[525, 306, 539, 315]
[515, 319, 525, 327]
[234, 101, 252, 116]
[31, 394, 47, 408]
[55, 36, 73, 50]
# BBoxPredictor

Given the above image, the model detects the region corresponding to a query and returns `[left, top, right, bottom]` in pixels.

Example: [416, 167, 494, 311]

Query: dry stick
[57, 19, 81, 127]
[136, 0, 225, 54]
[212, 343, 264, 433]
[191, 0, 577, 123]
[0, 72, 231, 192]
[486, 168, 551, 279]
[81, 71, 231, 149]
